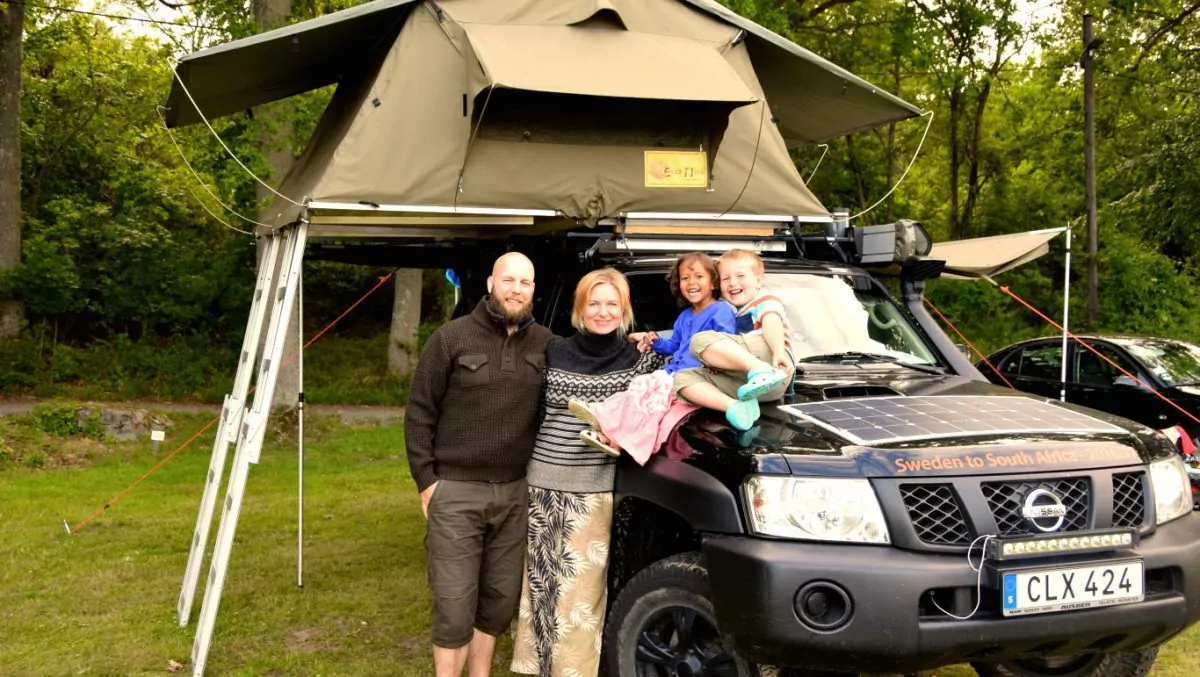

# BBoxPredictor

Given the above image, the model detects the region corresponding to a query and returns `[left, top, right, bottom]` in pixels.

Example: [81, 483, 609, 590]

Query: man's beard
[487, 293, 533, 325]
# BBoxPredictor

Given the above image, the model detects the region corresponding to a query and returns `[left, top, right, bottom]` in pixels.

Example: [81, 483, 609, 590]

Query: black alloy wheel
[634, 606, 739, 676]
[605, 552, 754, 677]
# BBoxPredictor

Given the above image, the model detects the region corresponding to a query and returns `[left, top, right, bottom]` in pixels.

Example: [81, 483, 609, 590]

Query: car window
[996, 349, 1022, 376]
[1073, 343, 1137, 387]
[622, 270, 940, 366]
[1010, 345, 1063, 381]
[626, 272, 682, 333]
[763, 272, 939, 365]
[1122, 340, 1200, 387]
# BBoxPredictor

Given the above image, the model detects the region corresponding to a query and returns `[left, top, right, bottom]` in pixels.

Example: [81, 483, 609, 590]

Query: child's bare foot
[568, 398, 601, 430]
[580, 429, 621, 457]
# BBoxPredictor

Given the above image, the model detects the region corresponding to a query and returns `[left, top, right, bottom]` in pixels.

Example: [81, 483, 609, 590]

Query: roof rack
[300, 201, 935, 274]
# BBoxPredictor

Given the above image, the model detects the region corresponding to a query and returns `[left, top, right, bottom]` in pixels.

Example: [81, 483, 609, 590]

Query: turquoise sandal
[725, 399, 761, 431]
[737, 367, 788, 401]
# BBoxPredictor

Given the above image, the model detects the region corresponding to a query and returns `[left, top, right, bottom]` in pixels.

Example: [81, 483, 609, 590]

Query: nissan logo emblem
[1022, 489, 1068, 532]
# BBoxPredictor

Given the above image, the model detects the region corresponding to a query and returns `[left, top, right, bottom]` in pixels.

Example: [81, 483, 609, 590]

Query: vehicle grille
[1112, 471, 1147, 528]
[900, 484, 971, 546]
[982, 478, 1090, 536]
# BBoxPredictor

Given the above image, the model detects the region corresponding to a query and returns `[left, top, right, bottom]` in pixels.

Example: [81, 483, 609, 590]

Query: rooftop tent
[163, 0, 924, 230]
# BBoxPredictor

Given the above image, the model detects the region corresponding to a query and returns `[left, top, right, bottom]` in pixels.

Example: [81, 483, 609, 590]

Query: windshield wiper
[797, 352, 945, 375]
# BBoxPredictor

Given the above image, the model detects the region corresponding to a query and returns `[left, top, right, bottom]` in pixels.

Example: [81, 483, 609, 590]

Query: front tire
[604, 552, 753, 677]
[972, 647, 1158, 677]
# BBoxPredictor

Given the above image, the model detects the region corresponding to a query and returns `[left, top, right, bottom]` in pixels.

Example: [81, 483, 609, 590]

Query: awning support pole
[298, 210, 306, 590]
[1060, 227, 1072, 402]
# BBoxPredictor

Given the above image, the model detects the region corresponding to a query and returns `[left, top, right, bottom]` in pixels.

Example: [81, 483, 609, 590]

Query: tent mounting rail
[305, 201, 560, 217]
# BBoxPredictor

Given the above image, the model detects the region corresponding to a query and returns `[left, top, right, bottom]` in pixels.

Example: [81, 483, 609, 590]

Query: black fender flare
[613, 454, 744, 534]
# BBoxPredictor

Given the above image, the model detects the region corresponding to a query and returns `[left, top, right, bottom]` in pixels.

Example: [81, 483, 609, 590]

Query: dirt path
[0, 399, 405, 425]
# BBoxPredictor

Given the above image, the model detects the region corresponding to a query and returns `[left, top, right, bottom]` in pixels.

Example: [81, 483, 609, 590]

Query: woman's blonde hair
[571, 268, 634, 334]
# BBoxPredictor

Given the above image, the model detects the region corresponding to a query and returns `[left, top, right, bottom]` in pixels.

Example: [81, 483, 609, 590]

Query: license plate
[1001, 560, 1144, 617]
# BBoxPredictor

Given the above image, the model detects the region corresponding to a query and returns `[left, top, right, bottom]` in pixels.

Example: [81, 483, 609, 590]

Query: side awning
[929, 228, 1066, 280]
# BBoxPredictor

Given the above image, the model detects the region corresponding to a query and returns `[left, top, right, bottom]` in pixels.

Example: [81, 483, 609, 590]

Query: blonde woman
[511, 268, 662, 676]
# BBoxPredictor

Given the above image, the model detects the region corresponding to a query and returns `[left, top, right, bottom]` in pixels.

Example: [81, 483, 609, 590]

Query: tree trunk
[388, 269, 422, 376]
[248, 0, 299, 410]
[961, 79, 993, 239]
[844, 135, 870, 221]
[948, 86, 963, 239]
[0, 1, 26, 339]
[885, 56, 900, 223]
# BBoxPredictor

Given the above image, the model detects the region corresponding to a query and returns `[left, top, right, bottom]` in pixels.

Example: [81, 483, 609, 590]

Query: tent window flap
[460, 22, 756, 152]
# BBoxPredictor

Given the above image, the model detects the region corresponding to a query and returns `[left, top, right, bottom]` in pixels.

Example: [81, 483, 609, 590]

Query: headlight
[744, 476, 890, 544]
[1149, 456, 1192, 525]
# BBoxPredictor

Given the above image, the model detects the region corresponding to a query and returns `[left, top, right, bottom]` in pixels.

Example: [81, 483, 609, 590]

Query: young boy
[673, 249, 795, 431]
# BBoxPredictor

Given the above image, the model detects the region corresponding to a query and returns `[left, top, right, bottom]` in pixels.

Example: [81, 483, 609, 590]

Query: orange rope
[996, 284, 1200, 428]
[300, 273, 393, 350]
[923, 297, 1016, 390]
[69, 272, 396, 534]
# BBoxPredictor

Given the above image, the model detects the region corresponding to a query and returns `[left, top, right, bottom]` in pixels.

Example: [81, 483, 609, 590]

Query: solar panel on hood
[778, 395, 1126, 446]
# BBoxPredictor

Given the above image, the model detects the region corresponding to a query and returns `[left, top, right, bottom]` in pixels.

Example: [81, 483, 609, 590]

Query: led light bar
[985, 529, 1138, 562]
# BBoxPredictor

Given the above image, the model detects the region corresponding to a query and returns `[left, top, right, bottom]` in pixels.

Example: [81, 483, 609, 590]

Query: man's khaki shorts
[674, 331, 793, 402]
[424, 478, 528, 648]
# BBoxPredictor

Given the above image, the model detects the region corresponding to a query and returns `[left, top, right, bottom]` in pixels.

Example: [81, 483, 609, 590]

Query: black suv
[406, 229, 1200, 677]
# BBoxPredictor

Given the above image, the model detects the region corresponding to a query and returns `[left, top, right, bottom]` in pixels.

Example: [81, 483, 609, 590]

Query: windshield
[1121, 339, 1200, 387]
[762, 273, 940, 366]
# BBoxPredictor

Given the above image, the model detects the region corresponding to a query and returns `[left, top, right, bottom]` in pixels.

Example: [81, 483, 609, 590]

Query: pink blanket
[589, 370, 698, 465]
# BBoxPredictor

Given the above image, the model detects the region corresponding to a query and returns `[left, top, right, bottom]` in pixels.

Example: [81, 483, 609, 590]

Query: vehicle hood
[670, 365, 1176, 482]
[1166, 384, 1200, 401]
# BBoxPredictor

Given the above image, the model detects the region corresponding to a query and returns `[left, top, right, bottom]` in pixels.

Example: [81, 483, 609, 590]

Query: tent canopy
[929, 228, 1067, 280]
[164, 0, 921, 144]
[170, 0, 910, 228]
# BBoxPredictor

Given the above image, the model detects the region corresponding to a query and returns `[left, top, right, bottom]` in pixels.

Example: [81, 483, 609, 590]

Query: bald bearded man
[404, 252, 557, 677]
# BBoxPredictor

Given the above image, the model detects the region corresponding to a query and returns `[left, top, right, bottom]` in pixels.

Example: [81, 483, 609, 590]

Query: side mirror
[955, 343, 971, 359]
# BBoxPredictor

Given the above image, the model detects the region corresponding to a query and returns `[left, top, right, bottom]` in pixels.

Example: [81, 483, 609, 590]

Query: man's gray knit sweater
[528, 331, 662, 493]
[404, 298, 556, 492]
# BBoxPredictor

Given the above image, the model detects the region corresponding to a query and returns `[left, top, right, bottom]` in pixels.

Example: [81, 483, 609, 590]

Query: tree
[388, 270, 421, 376]
[0, 0, 25, 339]
[908, 0, 1024, 239]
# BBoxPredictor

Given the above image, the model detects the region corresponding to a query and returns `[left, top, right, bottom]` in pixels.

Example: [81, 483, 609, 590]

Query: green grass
[0, 413, 463, 676]
[0, 414, 1197, 676]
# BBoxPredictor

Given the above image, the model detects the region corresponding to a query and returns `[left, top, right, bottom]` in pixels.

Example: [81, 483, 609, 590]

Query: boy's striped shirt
[734, 292, 793, 352]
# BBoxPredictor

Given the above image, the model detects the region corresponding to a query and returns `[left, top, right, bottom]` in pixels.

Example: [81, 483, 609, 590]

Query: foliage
[16, 13, 259, 341]
[29, 400, 87, 437]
